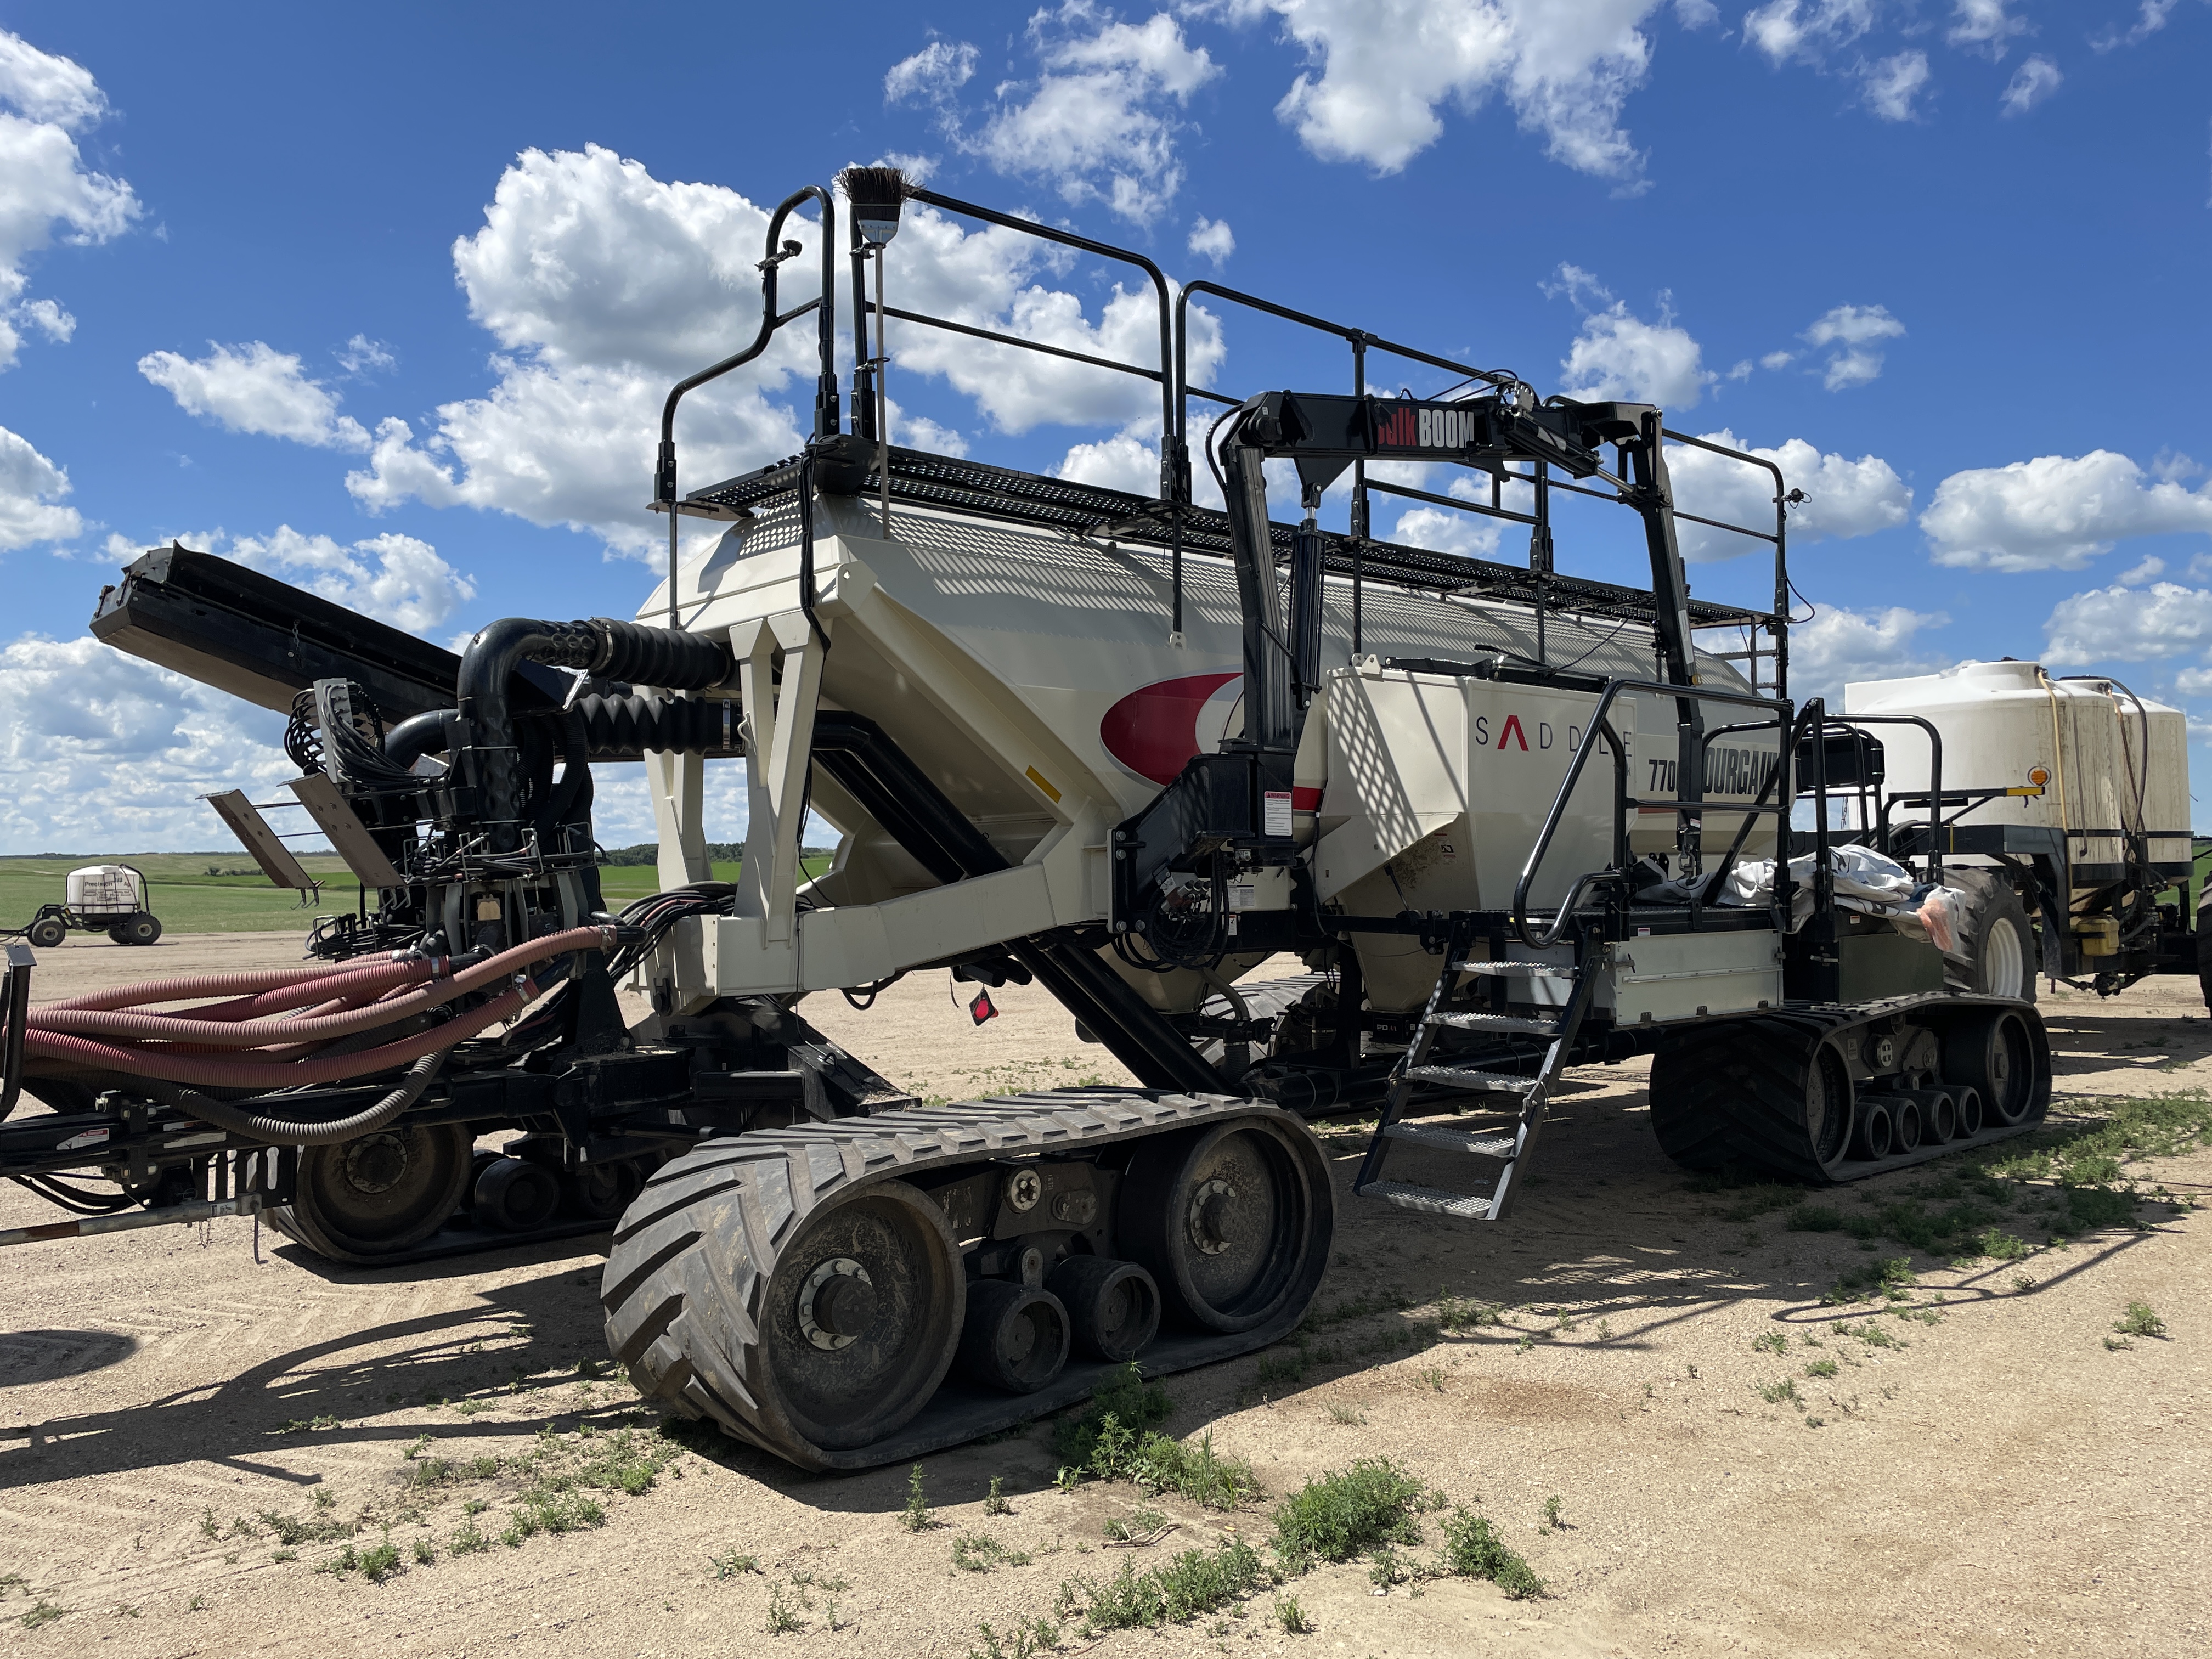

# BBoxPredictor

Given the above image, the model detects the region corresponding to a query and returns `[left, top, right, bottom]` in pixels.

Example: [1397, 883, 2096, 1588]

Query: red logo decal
[1099, 672, 1242, 785]
[1498, 715, 1529, 751]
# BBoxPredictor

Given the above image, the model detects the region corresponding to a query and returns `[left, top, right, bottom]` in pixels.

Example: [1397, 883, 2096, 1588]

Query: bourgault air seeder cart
[1, 171, 2057, 1471]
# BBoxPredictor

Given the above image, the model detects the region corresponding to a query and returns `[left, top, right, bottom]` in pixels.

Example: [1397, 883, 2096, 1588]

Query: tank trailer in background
[0, 167, 2188, 1471]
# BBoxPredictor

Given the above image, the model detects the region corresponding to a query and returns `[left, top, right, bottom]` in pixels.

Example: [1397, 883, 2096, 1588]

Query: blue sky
[1, 0, 2209, 850]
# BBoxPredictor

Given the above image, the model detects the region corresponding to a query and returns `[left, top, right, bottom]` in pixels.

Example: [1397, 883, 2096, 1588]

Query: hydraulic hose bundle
[3, 926, 614, 1137]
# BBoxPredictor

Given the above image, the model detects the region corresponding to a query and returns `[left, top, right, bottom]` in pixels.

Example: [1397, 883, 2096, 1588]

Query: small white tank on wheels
[1845, 659, 2193, 995]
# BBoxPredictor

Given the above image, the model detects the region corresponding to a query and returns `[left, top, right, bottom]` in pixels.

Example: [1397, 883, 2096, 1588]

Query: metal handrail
[1511, 676, 1792, 948]
[653, 183, 837, 628]
[904, 186, 1178, 499]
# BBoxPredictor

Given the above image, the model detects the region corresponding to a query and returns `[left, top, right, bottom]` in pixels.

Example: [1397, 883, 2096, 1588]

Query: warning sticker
[1263, 790, 1293, 837]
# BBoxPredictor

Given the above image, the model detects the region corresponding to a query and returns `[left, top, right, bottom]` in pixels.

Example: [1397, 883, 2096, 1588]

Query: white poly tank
[66, 864, 143, 917]
[1843, 660, 2189, 893]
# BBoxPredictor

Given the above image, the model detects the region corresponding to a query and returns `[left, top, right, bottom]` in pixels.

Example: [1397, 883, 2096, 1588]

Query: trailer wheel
[1942, 868, 2035, 1002]
[26, 915, 66, 950]
[266, 1122, 472, 1263]
[116, 912, 162, 946]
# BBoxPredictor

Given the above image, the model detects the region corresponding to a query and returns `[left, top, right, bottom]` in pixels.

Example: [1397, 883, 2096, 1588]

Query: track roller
[957, 1280, 1070, 1392]
[1895, 1086, 1956, 1143]
[1849, 1096, 1895, 1161]
[266, 1121, 473, 1263]
[1120, 1120, 1324, 1333]
[472, 1155, 561, 1232]
[1048, 1256, 1161, 1362]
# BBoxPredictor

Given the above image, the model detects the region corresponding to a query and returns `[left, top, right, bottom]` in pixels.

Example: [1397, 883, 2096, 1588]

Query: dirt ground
[1, 932, 2207, 1657]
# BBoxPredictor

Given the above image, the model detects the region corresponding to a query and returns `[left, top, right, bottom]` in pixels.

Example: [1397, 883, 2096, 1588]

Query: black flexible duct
[142, 1051, 445, 1147]
[453, 618, 732, 850]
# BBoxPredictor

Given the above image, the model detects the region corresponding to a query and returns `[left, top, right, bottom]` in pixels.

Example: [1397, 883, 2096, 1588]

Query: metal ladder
[1352, 921, 1597, 1222]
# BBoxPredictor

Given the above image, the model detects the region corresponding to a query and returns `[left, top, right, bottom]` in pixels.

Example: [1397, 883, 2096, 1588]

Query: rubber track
[1649, 994, 2051, 1186]
[601, 1088, 1331, 1472]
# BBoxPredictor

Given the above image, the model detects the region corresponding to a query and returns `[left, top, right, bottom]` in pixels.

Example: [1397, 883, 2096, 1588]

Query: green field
[0, 853, 820, 935]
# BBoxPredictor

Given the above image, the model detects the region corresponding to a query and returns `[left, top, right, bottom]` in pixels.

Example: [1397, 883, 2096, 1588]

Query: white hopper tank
[66, 864, 144, 917]
[1843, 660, 2190, 900]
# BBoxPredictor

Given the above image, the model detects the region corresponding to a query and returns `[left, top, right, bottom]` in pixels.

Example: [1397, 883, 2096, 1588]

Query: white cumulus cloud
[885, 39, 978, 105]
[1249, 0, 1665, 188]
[138, 341, 372, 450]
[1923, 450, 2212, 572]
[1742, 0, 1877, 65]
[1550, 264, 1714, 409]
[1802, 302, 1903, 391]
[0, 422, 81, 549]
[0, 634, 304, 855]
[344, 145, 819, 561]
[2045, 580, 2212, 667]
[0, 30, 139, 372]
[338, 334, 395, 374]
[1999, 55, 2061, 116]
[1946, 0, 2028, 58]
[2092, 1, 2181, 52]
[1188, 215, 1235, 265]
[1861, 50, 1932, 122]
[891, 7, 1221, 223]
[1792, 602, 1952, 702]
[1667, 428, 1911, 562]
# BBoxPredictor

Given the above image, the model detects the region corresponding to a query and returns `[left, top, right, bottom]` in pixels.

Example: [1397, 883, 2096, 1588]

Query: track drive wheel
[1942, 868, 2035, 1002]
[603, 1164, 966, 1463]
[266, 1122, 472, 1263]
[1651, 1018, 1856, 1183]
[1940, 1006, 2044, 1127]
[1118, 1120, 1325, 1333]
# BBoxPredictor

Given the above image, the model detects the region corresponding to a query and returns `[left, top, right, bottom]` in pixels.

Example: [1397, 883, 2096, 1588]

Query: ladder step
[1403, 1064, 1539, 1094]
[1356, 1180, 1494, 1220]
[1428, 1011, 1560, 1035]
[1383, 1121, 1517, 1157]
[1453, 961, 1577, 977]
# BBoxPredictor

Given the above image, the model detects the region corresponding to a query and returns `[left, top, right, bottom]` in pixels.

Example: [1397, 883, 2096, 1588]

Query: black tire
[1942, 868, 2035, 1002]
[119, 912, 162, 946]
[266, 1122, 473, 1263]
[1651, 1017, 1856, 1183]
[1118, 1121, 1323, 1333]
[107, 926, 131, 944]
[605, 1165, 964, 1458]
[25, 916, 66, 950]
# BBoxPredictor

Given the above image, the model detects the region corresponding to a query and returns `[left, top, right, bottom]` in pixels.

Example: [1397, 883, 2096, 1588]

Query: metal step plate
[1382, 1121, 1516, 1158]
[1403, 1064, 1538, 1094]
[1357, 1180, 1494, 1220]
[1453, 961, 1577, 977]
[1430, 1011, 1560, 1035]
